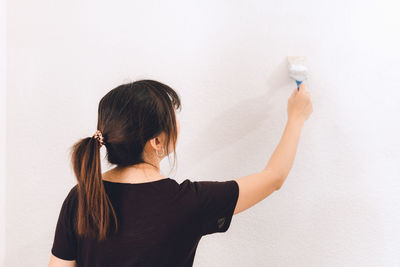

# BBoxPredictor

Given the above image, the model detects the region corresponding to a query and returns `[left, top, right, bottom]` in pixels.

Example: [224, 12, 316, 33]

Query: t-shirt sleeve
[51, 185, 78, 260]
[191, 179, 240, 236]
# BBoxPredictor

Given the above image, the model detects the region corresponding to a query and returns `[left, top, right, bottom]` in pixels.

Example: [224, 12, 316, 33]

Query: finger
[298, 82, 305, 92]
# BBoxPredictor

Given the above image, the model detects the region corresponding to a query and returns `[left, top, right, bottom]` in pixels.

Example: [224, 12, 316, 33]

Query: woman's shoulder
[62, 184, 78, 207]
[172, 178, 196, 190]
[69, 184, 78, 196]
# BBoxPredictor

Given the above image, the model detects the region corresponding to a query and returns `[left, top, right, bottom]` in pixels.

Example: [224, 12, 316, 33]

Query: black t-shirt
[51, 178, 239, 267]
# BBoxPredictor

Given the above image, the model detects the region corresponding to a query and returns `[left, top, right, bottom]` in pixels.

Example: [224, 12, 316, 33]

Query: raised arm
[233, 83, 313, 215]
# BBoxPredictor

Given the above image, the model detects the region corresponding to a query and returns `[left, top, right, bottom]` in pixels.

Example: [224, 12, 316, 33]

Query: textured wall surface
[5, 0, 400, 266]
[0, 0, 6, 265]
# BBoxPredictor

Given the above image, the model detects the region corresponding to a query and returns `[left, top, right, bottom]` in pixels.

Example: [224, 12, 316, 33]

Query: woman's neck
[102, 163, 165, 183]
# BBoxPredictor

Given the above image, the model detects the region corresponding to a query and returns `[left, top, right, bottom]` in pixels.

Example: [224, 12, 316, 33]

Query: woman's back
[51, 178, 239, 267]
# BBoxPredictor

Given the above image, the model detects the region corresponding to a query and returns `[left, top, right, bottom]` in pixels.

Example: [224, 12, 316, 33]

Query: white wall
[0, 0, 6, 265]
[5, 0, 400, 266]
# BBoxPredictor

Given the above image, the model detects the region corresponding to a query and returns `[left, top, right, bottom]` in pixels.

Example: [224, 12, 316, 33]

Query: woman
[48, 79, 313, 267]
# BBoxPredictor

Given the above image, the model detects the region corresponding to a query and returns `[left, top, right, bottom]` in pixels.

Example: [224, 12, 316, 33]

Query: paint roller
[288, 56, 308, 90]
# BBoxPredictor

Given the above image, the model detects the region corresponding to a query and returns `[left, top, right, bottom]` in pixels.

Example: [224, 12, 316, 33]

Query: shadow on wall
[183, 58, 293, 172]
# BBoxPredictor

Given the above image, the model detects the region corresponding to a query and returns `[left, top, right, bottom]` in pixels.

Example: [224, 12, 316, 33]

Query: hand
[287, 83, 313, 124]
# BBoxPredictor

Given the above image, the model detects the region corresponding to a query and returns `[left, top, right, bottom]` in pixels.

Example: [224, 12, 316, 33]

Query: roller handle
[295, 80, 302, 90]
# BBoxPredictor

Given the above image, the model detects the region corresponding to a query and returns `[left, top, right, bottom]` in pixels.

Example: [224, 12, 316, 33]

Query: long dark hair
[70, 79, 181, 241]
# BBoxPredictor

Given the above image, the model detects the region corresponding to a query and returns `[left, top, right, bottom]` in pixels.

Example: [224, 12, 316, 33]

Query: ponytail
[70, 136, 118, 241]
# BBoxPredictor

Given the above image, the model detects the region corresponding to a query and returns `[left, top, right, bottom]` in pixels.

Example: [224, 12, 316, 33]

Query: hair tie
[92, 130, 105, 147]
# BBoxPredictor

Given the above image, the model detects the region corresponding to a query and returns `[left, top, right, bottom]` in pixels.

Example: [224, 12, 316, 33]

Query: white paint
[288, 56, 309, 82]
[288, 64, 309, 82]
[3, 0, 400, 266]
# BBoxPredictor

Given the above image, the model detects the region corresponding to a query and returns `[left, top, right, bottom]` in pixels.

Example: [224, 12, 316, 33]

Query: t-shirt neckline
[102, 178, 171, 186]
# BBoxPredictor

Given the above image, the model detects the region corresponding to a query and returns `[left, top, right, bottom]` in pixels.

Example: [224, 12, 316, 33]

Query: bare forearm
[264, 118, 304, 186]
